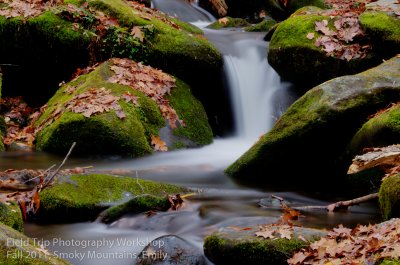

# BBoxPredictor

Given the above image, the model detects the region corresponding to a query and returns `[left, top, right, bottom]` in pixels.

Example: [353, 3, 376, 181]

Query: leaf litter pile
[109, 58, 185, 129]
[288, 220, 400, 265]
[305, 0, 386, 60]
[0, 0, 63, 18]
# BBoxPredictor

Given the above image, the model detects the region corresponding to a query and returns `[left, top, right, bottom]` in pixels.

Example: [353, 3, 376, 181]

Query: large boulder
[379, 174, 400, 220]
[0, 0, 225, 131]
[35, 59, 213, 156]
[38, 174, 188, 222]
[204, 224, 327, 265]
[268, 7, 381, 87]
[226, 57, 400, 184]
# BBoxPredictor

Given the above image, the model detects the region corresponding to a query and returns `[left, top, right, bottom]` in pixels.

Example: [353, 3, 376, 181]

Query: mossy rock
[207, 17, 250, 29]
[379, 174, 400, 220]
[35, 60, 213, 156]
[348, 105, 400, 156]
[0, 223, 70, 265]
[0, 202, 23, 233]
[0, 0, 223, 124]
[245, 17, 277, 32]
[268, 9, 380, 87]
[359, 11, 400, 58]
[39, 174, 188, 222]
[262, 0, 327, 20]
[204, 225, 327, 265]
[226, 57, 400, 184]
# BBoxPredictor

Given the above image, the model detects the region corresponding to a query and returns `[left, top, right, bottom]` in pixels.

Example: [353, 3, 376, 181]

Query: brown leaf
[131, 26, 144, 42]
[218, 17, 229, 25]
[151, 135, 168, 152]
[306, 32, 315, 39]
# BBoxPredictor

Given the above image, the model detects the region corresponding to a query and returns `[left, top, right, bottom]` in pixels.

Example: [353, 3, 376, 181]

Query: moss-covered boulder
[0, 202, 23, 233]
[268, 8, 380, 87]
[348, 105, 400, 156]
[204, 225, 327, 265]
[39, 174, 188, 222]
[359, 11, 400, 58]
[226, 57, 400, 184]
[0, 0, 225, 130]
[245, 17, 277, 32]
[35, 59, 213, 156]
[0, 222, 71, 265]
[379, 174, 400, 220]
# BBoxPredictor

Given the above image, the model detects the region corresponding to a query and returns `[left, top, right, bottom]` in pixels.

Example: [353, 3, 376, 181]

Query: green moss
[0, 202, 23, 233]
[380, 260, 400, 265]
[245, 18, 277, 32]
[360, 12, 400, 56]
[204, 235, 309, 265]
[286, 0, 327, 14]
[349, 105, 400, 155]
[379, 174, 400, 220]
[168, 79, 213, 145]
[98, 195, 170, 223]
[207, 17, 250, 29]
[0, 223, 71, 265]
[40, 174, 188, 222]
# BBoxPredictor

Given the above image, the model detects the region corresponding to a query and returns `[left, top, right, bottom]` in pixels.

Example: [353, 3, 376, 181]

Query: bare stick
[326, 193, 379, 212]
[271, 194, 284, 202]
[136, 171, 145, 194]
[270, 193, 379, 213]
[41, 142, 76, 190]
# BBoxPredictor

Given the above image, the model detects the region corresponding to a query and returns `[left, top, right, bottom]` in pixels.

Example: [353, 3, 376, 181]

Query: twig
[136, 171, 145, 194]
[41, 142, 76, 190]
[270, 193, 379, 213]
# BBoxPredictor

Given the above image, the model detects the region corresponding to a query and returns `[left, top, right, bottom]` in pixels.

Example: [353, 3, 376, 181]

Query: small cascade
[152, 0, 215, 23]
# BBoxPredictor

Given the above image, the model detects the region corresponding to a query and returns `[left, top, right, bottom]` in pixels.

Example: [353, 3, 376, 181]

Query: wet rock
[38, 174, 187, 223]
[206, 17, 250, 30]
[226, 57, 400, 184]
[245, 17, 277, 32]
[137, 235, 205, 265]
[0, 222, 70, 264]
[7, 141, 32, 152]
[204, 224, 327, 265]
[379, 174, 400, 220]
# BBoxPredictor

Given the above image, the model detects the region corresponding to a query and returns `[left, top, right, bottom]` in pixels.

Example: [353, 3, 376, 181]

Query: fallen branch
[271, 193, 379, 213]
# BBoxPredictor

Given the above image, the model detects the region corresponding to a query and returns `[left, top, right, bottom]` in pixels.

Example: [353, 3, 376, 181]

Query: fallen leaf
[151, 135, 168, 152]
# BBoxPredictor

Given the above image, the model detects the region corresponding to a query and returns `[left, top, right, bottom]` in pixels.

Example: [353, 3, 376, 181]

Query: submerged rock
[379, 174, 400, 220]
[204, 224, 326, 265]
[35, 59, 213, 156]
[0, 222, 70, 264]
[39, 174, 188, 222]
[137, 235, 205, 265]
[226, 57, 400, 184]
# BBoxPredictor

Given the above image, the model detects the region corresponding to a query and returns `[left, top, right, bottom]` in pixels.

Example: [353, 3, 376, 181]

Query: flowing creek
[0, 2, 381, 265]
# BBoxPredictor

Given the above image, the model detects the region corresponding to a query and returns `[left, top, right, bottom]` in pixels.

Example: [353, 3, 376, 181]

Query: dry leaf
[151, 135, 168, 151]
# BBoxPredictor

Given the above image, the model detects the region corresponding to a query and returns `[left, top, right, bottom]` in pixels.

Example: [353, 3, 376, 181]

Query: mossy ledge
[39, 174, 188, 223]
[0, 202, 23, 233]
[0, 223, 70, 265]
[226, 57, 400, 185]
[35, 60, 213, 156]
[204, 226, 326, 265]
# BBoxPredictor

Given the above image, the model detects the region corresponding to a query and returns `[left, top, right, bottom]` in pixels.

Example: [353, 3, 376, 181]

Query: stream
[0, 1, 382, 265]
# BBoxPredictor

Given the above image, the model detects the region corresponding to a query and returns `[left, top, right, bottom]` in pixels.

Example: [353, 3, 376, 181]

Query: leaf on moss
[151, 135, 168, 152]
